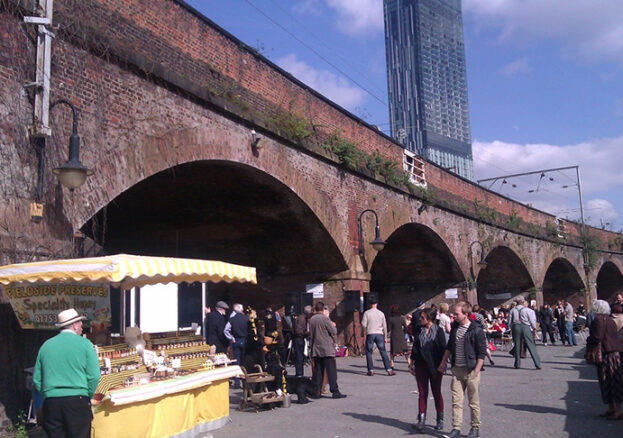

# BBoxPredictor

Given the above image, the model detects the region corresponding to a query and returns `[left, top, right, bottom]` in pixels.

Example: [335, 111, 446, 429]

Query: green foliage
[7, 411, 28, 438]
[364, 150, 384, 174]
[473, 200, 497, 223]
[611, 236, 623, 251]
[580, 229, 601, 270]
[321, 132, 362, 168]
[526, 223, 541, 237]
[544, 221, 558, 238]
[269, 109, 312, 140]
[506, 208, 522, 229]
[467, 276, 475, 290]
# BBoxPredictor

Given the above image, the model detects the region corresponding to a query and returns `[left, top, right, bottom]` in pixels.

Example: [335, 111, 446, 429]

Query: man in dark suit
[205, 301, 229, 353]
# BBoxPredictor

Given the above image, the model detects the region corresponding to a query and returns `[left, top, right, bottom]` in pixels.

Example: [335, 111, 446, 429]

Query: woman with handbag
[410, 308, 447, 431]
[586, 299, 623, 420]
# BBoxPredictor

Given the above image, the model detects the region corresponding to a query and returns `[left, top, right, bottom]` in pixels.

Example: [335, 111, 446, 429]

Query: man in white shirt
[562, 299, 578, 346]
[361, 294, 395, 376]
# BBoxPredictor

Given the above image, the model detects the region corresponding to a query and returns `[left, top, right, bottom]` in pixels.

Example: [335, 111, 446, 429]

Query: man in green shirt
[33, 308, 101, 438]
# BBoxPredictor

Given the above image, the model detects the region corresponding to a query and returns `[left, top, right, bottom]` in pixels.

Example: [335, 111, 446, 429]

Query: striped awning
[0, 254, 256, 288]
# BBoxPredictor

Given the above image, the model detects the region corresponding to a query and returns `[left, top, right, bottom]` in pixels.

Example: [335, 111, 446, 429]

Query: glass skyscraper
[384, 0, 474, 180]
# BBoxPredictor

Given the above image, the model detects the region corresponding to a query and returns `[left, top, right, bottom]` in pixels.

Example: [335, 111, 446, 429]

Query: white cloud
[463, 0, 623, 64]
[292, 0, 322, 15]
[277, 54, 366, 109]
[324, 0, 384, 37]
[586, 199, 619, 224]
[499, 57, 531, 76]
[472, 136, 623, 227]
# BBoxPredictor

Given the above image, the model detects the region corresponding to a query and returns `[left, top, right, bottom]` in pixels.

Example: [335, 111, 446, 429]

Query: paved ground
[211, 340, 623, 438]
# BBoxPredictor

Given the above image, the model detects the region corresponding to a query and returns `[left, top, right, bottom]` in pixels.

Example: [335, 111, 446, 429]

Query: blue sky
[186, 0, 623, 231]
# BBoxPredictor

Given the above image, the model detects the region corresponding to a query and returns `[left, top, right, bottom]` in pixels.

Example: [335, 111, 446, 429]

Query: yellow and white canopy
[0, 254, 256, 289]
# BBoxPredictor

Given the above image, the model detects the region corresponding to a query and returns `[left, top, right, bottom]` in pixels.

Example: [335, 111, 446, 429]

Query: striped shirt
[454, 321, 471, 367]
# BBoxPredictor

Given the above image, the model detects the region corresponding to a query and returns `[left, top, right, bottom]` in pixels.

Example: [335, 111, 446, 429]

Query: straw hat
[55, 308, 86, 327]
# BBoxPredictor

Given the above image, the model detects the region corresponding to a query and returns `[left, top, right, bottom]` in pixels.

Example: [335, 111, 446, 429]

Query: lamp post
[469, 240, 488, 270]
[51, 99, 93, 190]
[357, 209, 386, 256]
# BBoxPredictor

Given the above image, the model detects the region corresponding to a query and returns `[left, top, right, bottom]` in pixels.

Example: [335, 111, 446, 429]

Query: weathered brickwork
[1, 0, 622, 425]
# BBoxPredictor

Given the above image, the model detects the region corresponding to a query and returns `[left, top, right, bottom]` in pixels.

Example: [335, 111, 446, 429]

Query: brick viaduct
[1, 0, 623, 424]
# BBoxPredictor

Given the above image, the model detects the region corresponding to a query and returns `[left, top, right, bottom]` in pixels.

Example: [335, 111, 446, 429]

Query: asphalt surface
[211, 340, 623, 438]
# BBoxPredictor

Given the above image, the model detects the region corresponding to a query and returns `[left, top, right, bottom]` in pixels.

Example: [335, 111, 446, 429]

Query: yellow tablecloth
[92, 380, 228, 438]
[91, 368, 241, 438]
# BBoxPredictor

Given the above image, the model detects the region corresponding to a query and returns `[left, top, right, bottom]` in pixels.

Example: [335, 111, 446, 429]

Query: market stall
[0, 254, 256, 438]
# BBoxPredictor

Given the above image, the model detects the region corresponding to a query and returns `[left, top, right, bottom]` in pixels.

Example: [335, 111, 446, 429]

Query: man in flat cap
[205, 301, 230, 353]
[33, 308, 100, 438]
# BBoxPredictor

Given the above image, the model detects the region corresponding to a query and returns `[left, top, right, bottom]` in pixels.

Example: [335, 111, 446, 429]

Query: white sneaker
[544, 343, 548, 346]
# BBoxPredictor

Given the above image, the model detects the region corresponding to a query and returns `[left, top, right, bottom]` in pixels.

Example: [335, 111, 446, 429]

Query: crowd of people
[203, 300, 347, 399]
[30, 293, 623, 437]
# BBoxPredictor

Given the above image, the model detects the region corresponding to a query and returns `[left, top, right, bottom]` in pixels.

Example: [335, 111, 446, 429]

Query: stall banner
[3, 282, 111, 329]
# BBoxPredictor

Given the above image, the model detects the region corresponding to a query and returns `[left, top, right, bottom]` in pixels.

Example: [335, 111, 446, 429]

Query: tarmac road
[211, 341, 622, 438]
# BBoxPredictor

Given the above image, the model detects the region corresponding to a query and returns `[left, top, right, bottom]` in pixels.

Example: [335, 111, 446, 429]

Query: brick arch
[542, 257, 585, 306]
[82, 159, 348, 283]
[476, 245, 535, 309]
[370, 222, 465, 310]
[596, 261, 623, 303]
[72, 124, 353, 266]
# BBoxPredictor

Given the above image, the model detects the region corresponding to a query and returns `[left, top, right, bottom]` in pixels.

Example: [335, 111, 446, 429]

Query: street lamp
[357, 209, 386, 256]
[51, 99, 93, 190]
[469, 240, 488, 269]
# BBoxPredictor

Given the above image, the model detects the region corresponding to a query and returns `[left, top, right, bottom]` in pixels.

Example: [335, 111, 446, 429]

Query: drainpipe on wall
[24, 0, 54, 217]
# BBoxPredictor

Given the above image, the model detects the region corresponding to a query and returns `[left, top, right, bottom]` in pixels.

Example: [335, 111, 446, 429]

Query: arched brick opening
[542, 258, 585, 308]
[369, 223, 464, 313]
[82, 160, 347, 306]
[596, 262, 623, 304]
[476, 246, 535, 310]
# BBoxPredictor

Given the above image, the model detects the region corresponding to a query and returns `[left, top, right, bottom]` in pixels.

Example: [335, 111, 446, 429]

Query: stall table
[92, 366, 242, 438]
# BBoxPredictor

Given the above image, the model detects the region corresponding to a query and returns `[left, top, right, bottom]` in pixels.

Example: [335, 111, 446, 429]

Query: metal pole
[576, 166, 586, 236]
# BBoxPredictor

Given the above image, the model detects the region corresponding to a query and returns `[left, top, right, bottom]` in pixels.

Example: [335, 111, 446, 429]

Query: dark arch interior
[370, 223, 464, 312]
[596, 262, 623, 303]
[476, 246, 534, 309]
[542, 258, 585, 306]
[82, 160, 347, 307]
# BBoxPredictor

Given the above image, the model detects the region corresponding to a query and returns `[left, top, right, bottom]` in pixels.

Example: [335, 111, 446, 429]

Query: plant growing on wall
[506, 208, 521, 229]
[268, 108, 312, 140]
[466, 275, 475, 290]
[580, 229, 601, 270]
[473, 200, 497, 223]
[321, 132, 362, 168]
[544, 221, 558, 238]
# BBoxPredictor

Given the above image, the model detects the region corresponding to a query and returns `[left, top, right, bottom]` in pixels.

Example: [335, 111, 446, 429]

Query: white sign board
[140, 283, 178, 333]
[444, 288, 458, 299]
[306, 283, 324, 298]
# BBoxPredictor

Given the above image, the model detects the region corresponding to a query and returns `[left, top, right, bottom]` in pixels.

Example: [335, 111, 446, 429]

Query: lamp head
[53, 132, 93, 190]
[370, 224, 386, 251]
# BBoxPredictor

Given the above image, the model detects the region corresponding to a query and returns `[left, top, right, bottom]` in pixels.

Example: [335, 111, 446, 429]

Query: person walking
[224, 303, 249, 388]
[293, 305, 312, 377]
[508, 297, 541, 369]
[33, 308, 101, 438]
[309, 301, 346, 399]
[562, 299, 578, 346]
[388, 305, 409, 368]
[586, 299, 623, 419]
[438, 302, 486, 438]
[538, 303, 556, 345]
[411, 308, 447, 431]
[205, 301, 230, 353]
[361, 295, 395, 376]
